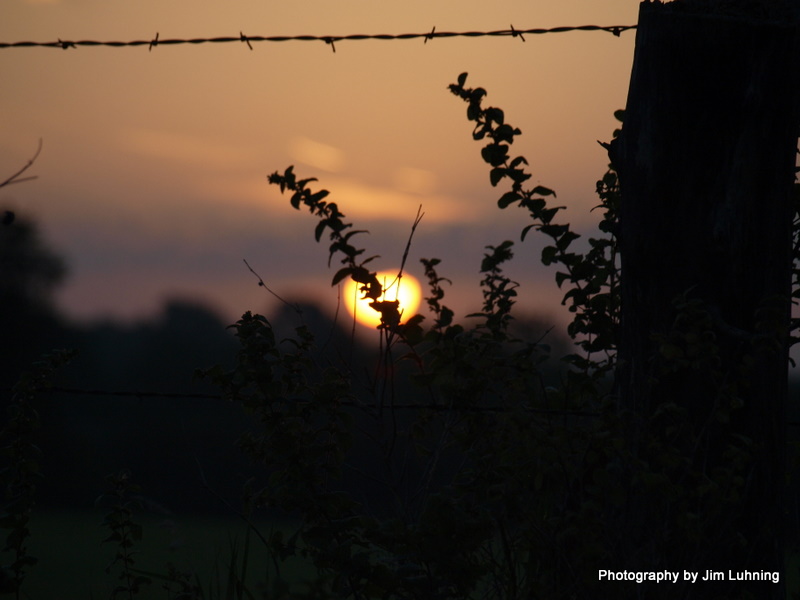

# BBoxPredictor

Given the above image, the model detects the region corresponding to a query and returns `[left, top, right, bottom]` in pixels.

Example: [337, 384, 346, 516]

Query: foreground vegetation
[3, 72, 799, 599]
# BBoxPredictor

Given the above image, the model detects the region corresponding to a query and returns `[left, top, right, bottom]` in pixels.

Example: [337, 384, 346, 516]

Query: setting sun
[343, 270, 422, 329]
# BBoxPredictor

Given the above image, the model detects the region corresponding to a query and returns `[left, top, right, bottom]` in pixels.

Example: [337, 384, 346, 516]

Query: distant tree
[0, 213, 67, 386]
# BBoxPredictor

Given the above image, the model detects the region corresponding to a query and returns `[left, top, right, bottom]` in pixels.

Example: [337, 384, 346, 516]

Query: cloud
[288, 136, 345, 173]
[392, 167, 436, 195]
[120, 128, 252, 170]
[204, 170, 479, 227]
[319, 176, 477, 225]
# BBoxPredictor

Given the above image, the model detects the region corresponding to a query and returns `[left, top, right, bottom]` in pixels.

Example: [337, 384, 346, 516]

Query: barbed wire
[36, 385, 800, 425]
[20, 386, 601, 418]
[0, 24, 636, 53]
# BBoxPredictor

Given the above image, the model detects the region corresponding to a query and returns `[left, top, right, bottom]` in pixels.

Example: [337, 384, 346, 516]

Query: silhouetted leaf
[309, 189, 330, 204]
[490, 168, 506, 187]
[498, 191, 519, 209]
[541, 246, 557, 266]
[351, 267, 374, 284]
[556, 230, 580, 251]
[290, 192, 302, 210]
[332, 268, 352, 286]
[486, 107, 504, 125]
[520, 224, 535, 241]
[532, 185, 556, 197]
[314, 220, 327, 242]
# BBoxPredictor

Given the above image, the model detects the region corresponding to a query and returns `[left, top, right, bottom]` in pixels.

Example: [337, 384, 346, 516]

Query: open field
[23, 509, 292, 599]
[19, 509, 800, 599]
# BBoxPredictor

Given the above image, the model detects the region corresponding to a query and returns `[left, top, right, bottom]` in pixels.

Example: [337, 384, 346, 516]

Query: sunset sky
[1, 0, 640, 332]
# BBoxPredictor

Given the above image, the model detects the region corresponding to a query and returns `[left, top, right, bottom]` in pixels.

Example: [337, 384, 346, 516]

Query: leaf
[539, 207, 564, 224]
[539, 224, 569, 239]
[489, 168, 506, 187]
[532, 185, 556, 197]
[541, 246, 558, 266]
[283, 165, 295, 188]
[495, 124, 516, 143]
[497, 191, 519, 209]
[481, 143, 509, 167]
[351, 267, 374, 284]
[507, 169, 531, 186]
[457, 72, 468, 87]
[331, 268, 352, 286]
[342, 229, 368, 244]
[314, 220, 327, 242]
[556, 230, 580, 251]
[520, 224, 536, 241]
[296, 177, 318, 189]
[486, 107, 504, 125]
[309, 189, 330, 204]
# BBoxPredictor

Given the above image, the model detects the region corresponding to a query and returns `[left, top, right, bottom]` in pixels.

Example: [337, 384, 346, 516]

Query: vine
[200, 73, 639, 600]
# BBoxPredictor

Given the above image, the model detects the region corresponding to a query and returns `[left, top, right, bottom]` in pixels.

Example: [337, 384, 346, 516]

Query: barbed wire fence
[0, 24, 637, 52]
[0, 386, 599, 418]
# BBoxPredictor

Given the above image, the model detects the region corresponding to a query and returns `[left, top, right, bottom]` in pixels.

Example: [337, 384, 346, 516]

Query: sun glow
[343, 270, 422, 329]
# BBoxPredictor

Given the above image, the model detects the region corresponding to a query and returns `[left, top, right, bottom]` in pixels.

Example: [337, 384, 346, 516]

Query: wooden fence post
[612, 1, 799, 596]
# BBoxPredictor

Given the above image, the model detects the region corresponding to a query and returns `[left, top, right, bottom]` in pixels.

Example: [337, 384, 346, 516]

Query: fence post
[612, 1, 799, 596]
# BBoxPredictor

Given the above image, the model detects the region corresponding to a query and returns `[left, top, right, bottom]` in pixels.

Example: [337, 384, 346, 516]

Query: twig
[243, 258, 302, 314]
[382, 205, 425, 298]
[1, 139, 42, 189]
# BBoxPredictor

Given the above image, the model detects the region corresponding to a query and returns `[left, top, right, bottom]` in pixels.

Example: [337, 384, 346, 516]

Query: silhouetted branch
[0, 139, 42, 190]
[243, 258, 302, 314]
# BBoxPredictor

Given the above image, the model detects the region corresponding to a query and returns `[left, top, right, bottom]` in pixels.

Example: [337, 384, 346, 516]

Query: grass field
[23, 508, 290, 599]
[18, 509, 800, 599]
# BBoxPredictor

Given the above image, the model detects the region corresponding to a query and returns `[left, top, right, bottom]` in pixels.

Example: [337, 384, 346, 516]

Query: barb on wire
[0, 24, 637, 51]
[424, 26, 436, 44]
[240, 31, 252, 50]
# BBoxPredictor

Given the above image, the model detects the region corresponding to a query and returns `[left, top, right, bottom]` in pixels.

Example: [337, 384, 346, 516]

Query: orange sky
[1, 0, 640, 331]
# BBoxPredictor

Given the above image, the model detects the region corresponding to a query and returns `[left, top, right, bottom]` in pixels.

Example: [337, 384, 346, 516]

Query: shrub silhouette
[3, 71, 797, 599]
[200, 73, 630, 599]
